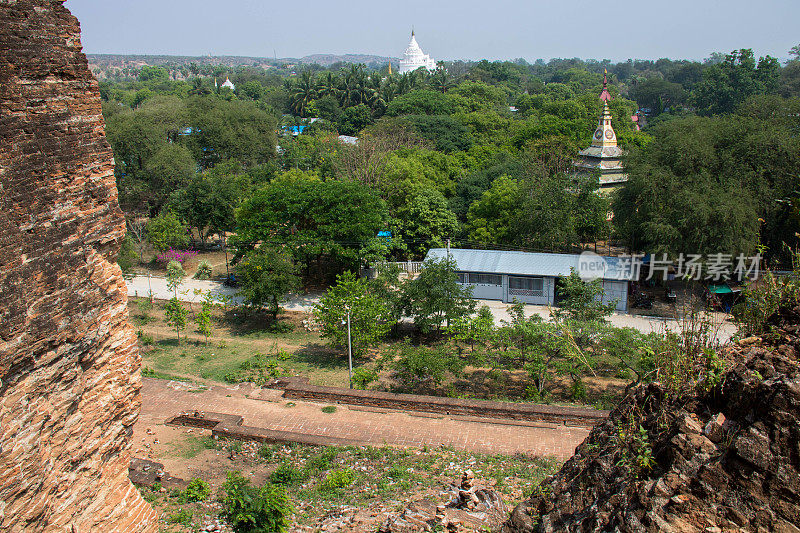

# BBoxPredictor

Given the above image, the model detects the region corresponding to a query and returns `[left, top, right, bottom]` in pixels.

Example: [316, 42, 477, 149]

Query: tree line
[108, 44, 800, 286]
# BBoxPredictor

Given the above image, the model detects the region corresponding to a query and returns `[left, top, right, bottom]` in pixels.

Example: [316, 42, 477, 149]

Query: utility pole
[346, 308, 353, 389]
[445, 238, 452, 328]
[223, 234, 230, 281]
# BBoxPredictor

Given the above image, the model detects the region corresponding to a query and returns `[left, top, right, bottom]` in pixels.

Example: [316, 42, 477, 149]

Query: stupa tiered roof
[398, 31, 437, 74]
[575, 70, 627, 187]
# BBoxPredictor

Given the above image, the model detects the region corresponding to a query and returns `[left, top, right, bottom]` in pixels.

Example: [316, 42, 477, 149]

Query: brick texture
[0, 1, 157, 530]
[279, 382, 608, 426]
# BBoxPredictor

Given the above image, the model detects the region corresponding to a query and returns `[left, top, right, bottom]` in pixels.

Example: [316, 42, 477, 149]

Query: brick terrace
[139, 378, 593, 459]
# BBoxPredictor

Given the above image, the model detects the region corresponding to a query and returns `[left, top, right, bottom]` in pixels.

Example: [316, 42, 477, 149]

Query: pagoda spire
[599, 69, 612, 102]
[591, 69, 617, 148]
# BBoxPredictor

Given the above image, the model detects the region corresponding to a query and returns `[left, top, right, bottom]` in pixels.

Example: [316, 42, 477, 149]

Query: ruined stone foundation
[506, 305, 800, 533]
[0, 1, 158, 530]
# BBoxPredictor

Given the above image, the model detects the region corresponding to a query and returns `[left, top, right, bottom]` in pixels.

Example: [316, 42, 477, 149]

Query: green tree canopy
[385, 89, 456, 116]
[235, 180, 388, 279]
[613, 108, 800, 259]
[402, 257, 475, 332]
[394, 189, 459, 259]
[186, 96, 277, 169]
[314, 271, 391, 356]
[237, 247, 301, 318]
[466, 175, 523, 245]
[691, 49, 781, 115]
[146, 211, 189, 253]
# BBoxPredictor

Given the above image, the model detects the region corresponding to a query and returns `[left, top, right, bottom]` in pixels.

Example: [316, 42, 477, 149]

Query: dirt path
[137, 378, 591, 464]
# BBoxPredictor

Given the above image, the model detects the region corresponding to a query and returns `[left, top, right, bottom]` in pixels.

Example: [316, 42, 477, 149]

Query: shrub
[168, 508, 193, 525]
[306, 448, 338, 472]
[269, 463, 306, 485]
[321, 405, 337, 414]
[614, 423, 656, 479]
[569, 379, 587, 400]
[258, 444, 277, 461]
[222, 471, 291, 533]
[267, 321, 294, 334]
[732, 271, 787, 336]
[136, 330, 154, 346]
[351, 367, 378, 390]
[391, 341, 465, 390]
[317, 468, 355, 494]
[195, 259, 213, 279]
[146, 212, 189, 253]
[182, 478, 211, 502]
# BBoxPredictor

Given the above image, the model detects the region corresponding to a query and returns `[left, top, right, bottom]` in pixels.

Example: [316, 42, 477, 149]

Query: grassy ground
[139, 436, 561, 532]
[132, 297, 353, 387]
[131, 296, 627, 409]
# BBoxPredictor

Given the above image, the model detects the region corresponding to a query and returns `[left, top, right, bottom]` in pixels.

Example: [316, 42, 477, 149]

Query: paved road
[138, 377, 589, 459]
[125, 274, 318, 312]
[126, 275, 736, 343]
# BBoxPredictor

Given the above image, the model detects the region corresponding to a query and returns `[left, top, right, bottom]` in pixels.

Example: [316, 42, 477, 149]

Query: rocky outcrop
[0, 1, 157, 530]
[507, 306, 800, 532]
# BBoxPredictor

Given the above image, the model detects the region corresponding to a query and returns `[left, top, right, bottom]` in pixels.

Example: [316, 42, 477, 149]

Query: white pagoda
[398, 30, 437, 74]
[221, 77, 235, 91]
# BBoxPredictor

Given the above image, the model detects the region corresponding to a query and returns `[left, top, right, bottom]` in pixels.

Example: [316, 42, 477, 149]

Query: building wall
[601, 280, 628, 312]
[457, 271, 629, 312]
[505, 276, 555, 306]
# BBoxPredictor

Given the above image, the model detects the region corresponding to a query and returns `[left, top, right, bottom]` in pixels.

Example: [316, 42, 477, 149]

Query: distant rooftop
[425, 248, 636, 281]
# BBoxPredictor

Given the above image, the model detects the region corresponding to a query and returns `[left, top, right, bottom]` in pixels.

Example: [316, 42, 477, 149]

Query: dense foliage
[103, 44, 800, 281]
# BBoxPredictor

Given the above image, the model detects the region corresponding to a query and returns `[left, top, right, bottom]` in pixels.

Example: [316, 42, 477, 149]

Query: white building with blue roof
[424, 248, 634, 312]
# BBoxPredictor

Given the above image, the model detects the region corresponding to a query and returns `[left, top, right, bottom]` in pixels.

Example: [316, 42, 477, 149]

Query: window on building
[467, 273, 502, 285]
[509, 276, 544, 296]
[457, 273, 468, 284]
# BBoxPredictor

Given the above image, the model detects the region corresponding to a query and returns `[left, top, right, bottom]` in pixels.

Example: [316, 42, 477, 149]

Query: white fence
[392, 261, 424, 274]
[364, 261, 424, 278]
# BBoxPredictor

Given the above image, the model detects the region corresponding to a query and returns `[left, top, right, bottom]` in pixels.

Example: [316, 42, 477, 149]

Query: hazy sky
[66, 0, 798, 62]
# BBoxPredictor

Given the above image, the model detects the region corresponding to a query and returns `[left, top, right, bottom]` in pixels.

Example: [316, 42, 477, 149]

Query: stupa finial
[599, 69, 612, 102]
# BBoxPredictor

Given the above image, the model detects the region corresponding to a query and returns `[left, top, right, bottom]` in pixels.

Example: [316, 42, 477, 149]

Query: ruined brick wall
[506, 307, 800, 533]
[0, 1, 158, 530]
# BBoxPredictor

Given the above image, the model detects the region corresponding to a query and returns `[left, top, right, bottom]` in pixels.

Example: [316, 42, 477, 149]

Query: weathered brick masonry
[279, 382, 609, 426]
[0, 1, 157, 530]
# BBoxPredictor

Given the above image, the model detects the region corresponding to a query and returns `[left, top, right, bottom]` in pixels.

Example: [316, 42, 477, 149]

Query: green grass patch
[162, 435, 219, 459]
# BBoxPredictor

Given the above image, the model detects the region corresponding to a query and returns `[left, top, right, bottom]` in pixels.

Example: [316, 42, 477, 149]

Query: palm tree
[316, 72, 340, 100]
[431, 67, 455, 93]
[290, 70, 316, 117]
[396, 73, 412, 96]
[338, 67, 355, 108]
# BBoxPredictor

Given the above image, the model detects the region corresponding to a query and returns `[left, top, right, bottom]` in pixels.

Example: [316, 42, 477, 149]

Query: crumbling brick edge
[165, 411, 371, 447]
[266, 380, 608, 427]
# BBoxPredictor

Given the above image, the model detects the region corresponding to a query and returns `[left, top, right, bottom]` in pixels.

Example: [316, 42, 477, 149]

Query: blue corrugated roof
[424, 248, 635, 281]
